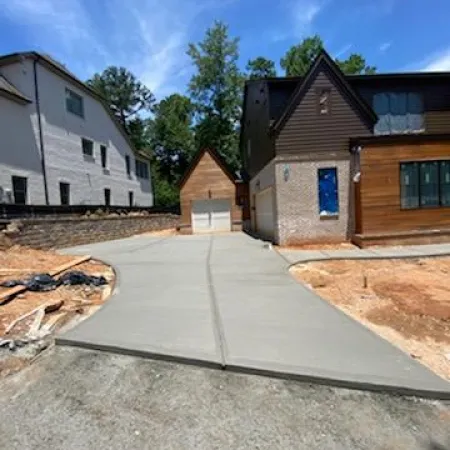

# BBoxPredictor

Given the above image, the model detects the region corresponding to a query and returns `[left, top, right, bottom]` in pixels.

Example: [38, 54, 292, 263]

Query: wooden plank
[0, 255, 91, 305]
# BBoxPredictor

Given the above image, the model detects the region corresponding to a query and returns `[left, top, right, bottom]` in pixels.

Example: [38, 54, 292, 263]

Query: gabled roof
[270, 49, 378, 134]
[0, 51, 150, 161]
[178, 148, 237, 189]
[0, 73, 31, 104]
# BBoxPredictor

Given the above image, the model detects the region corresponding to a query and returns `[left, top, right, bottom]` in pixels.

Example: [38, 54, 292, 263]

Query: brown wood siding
[276, 63, 372, 155]
[179, 151, 242, 229]
[243, 81, 275, 178]
[358, 140, 450, 234]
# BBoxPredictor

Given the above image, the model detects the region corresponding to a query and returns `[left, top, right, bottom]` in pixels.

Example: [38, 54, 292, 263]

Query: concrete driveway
[59, 233, 450, 397]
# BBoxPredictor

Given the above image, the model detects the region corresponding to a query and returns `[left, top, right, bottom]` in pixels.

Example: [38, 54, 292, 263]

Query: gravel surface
[0, 347, 449, 450]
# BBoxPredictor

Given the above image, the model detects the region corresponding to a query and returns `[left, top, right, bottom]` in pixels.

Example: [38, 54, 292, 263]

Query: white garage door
[192, 199, 231, 233]
[255, 188, 274, 240]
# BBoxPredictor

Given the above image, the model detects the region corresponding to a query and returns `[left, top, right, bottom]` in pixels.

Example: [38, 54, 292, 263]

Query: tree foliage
[246, 57, 277, 79]
[87, 66, 155, 128]
[280, 34, 377, 76]
[187, 20, 244, 172]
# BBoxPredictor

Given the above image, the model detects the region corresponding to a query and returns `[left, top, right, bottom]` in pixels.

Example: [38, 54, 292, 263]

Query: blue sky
[0, 0, 449, 100]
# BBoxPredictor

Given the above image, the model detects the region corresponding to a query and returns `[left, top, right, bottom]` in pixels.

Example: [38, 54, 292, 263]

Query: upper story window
[66, 88, 84, 118]
[82, 137, 94, 157]
[125, 155, 131, 176]
[318, 89, 331, 115]
[100, 145, 107, 169]
[135, 159, 149, 179]
[373, 92, 424, 135]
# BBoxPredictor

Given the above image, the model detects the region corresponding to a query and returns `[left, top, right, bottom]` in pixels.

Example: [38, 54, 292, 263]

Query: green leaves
[280, 35, 377, 76]
[246, 57, 277, 79]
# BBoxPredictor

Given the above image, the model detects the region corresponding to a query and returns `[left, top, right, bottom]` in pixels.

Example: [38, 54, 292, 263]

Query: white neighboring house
[0, 52, 153, 207]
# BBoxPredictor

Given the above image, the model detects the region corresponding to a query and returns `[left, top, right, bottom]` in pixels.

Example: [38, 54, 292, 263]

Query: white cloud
[334, 44, 352, 59]
[379, 41, 392, 53]
[0, 0, 230, 98]
[421, 48, 450, 72]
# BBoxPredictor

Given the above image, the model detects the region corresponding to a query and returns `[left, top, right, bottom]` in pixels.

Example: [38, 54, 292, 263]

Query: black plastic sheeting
[1, 271, 107, 292]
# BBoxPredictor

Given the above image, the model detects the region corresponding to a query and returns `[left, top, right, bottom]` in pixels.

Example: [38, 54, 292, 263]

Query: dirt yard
[291, 257, 450, 380]
[0, 246, 114, 378]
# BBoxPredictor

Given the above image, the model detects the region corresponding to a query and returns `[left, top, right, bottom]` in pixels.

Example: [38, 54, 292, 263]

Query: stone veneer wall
[2, 214, 179, 250]
[275, 158, 352, 245]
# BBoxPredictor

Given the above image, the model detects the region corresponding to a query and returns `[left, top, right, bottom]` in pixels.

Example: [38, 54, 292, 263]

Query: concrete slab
[58, 233, 450, 398]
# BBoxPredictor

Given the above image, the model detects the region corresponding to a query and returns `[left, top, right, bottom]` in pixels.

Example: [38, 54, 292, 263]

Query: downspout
[33, 56, 49, 205]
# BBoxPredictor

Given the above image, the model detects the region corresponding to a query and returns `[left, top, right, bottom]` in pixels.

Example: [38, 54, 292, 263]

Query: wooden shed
[178, 148, 249, 234]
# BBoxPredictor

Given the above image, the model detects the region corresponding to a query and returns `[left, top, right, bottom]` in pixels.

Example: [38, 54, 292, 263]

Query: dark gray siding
[242, 81, 274, 178]
[275, 62, 372, 155]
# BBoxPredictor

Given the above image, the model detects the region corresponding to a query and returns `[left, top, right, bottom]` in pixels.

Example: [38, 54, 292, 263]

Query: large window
[65, 88, 84, 118]
[400, 161, 450, 209]
[373, 92, 424, 135]
[135, 159, 149, 179]
[12, 176, 27, 204]
[318, 168, 339, 216]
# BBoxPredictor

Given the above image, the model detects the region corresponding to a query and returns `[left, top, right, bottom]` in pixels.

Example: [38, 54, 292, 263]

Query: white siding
[0, 58, 153, 206]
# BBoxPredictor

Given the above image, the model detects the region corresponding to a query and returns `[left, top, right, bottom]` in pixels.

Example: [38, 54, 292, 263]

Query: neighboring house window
[104, 188, 111, 206]
[373, 92, 424, 135]
[125, 155, 131, 176]
[135, 159, 149, 179]
[59, 182, 70, 205]
[65, 88, 84, 118]
[318, 168, 339, 216]
[400, 161, 450, 209]
[100, 145, 107, 169]
[318, 89, 330, 115]
[12, 176, 27, 204]
[129, 191, 134, 207]
[82, 138, 94, 157]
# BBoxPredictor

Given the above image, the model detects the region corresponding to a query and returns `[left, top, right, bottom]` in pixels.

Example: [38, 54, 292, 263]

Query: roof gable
[270, 50, 378, 134]
[178, 148, 237, 189]
[0, 73, 31, 104]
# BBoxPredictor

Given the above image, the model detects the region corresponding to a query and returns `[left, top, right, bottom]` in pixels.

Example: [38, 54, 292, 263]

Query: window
[135, 159, 149, 179]
[129, 191, 134, 207]
[318, 168, 339, 216]
[65, 88, 84, 118]
[82, 138, 94, 157]
[100, 145, 107, 169]
[318, 89, 330, 115]
[59, 182, 70, 205]
[373, 92, 424, 135]
[104, 188, 111, 206]
[400, 161, 450, 209]
[125, 155, 131, 176]
[12, 176, 27, 204]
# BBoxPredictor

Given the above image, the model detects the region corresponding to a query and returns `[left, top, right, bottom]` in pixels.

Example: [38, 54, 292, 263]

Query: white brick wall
[0, 58, 153, 206]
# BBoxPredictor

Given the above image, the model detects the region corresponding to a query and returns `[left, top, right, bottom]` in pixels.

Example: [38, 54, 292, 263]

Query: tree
[150, 94, 195, 184]
[246, 57, 277, 79]
[336, 54, 376, 75]
[280, 35, 377, 76]
[87, 66, 155, 131]
[187, 20, 244, 172]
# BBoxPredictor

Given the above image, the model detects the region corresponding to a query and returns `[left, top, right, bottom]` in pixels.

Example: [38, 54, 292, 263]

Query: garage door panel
[255, 189, 274, 240]
[192, 199, 231, 233]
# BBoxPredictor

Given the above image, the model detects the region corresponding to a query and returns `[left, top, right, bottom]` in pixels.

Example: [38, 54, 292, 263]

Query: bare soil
[290, 257, 450, 380]
[0, 246, 114, 378]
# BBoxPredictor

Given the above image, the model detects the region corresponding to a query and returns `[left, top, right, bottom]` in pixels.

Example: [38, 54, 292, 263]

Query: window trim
[65, 88, 84, 118]
[399, 160, 450, 210]
[11, 175, 28, 205]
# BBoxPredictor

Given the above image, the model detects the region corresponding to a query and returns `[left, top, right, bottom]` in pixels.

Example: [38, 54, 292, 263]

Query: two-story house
[0, 52, 153, 207]
[241, 49, 450, 247]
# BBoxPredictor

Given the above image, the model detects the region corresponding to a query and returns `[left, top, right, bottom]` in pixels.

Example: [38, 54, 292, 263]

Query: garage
[192, 199, 231, 233]
[255, 188, 275, 240]
[178, 148, 249, 235]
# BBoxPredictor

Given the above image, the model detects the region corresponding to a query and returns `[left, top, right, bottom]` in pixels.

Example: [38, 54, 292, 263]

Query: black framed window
[82, 138, 94, 157]
[135, 159, 149, 179]
[12, 176, 27, 204]
[125, 155, 131, 176]
[100, 145, 107, 168]
[66, 88, 84, 118]
[400, 160, 450, 209]
[129, 191, 134, 207]
[104, 188, 111, 206]
[59, 182, 70, 205]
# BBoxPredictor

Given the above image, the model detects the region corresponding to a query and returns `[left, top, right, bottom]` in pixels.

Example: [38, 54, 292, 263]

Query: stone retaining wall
[2, 214, 179, 250]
